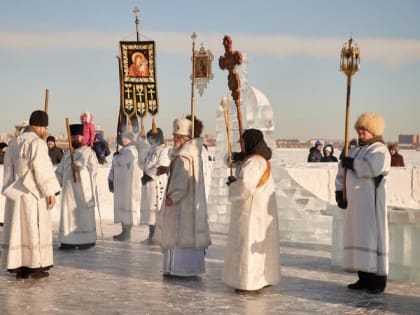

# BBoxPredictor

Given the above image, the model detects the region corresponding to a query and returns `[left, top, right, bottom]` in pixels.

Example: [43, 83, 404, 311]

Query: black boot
[16, 267, 30, 279]
[347, 271, 369, 290]
[367, 274, 387, 294]
[148, 225, 155, 242]
[114, 224, 131, 241]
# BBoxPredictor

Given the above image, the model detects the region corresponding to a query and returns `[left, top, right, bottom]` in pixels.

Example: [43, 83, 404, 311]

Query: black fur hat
[29, 110, 48, 127]
[70, 124, 84, 136]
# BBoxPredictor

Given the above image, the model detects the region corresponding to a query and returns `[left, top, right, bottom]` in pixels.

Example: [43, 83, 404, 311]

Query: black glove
[231, 152, 246, 163]
[226, 176, 237, 186]
[341, 157, 354, 170]
[335, 191, 347, 209]
[141, 174, 153, 185]
[108, 180, 114, 193]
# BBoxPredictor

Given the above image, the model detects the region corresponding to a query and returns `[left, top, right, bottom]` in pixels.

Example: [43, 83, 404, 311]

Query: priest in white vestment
[108, 132, 141, 241]
[336, 112, 390, 294]
[2, 110, 61, 279]
[56, 124, 98, 249]
[139, 128, 170, 243]
[154, 118, 211, 277]
[223, 128, 280, 293]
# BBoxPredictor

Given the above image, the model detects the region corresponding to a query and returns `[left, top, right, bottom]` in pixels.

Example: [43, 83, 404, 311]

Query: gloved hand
[141, 174, 153, 185]
[156, 166, 169, 176]
[108, 180, 114, 193]
[226, 176, 237, 186]
[231, 152, 246, 163]
[335, 191, 347, 209]
[341, 157, 354, 170]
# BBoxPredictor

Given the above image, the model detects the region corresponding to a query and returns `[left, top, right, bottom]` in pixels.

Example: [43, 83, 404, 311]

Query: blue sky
[1, 0, 420, 141]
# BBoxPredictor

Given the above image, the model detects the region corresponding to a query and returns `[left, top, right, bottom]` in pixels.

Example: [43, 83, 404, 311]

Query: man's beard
[173, 142, 182, 150]
[72, 141, 83, 148]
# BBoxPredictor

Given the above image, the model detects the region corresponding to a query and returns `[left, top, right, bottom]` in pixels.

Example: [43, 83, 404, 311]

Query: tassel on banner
[152, 117, 157, 133]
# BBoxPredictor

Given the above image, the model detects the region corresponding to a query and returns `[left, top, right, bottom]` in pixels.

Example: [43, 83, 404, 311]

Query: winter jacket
[307, 147, 322, 162]
[81, 112, 96, 147]
[48, 145, 64, 165]
[390, 153, 405, 167]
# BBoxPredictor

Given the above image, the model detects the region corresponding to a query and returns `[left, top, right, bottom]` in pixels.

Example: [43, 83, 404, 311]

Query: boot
[142, 225, 155, 244]
[113, 223, 126, 240]
[348, 271, 370, 290]
[148, 225, 155, 243]
[367, 274, 387, 294]
[114, 224, 131, 241]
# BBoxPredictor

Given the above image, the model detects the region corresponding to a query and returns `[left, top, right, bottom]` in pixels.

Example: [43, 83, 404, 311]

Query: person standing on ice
[335, 112, 390, 294]
[56, 124, 98, 249]
[108, 132, 142, 241]
[154, 117, 211, 278]
[223, 128, 280, 293]
[2, 110, 60, 279]
[307, 140, 323, 162]
[139, 127, 170, 244]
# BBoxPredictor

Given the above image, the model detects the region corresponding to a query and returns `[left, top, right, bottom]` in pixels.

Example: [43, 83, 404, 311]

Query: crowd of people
[0, 108, 400, 295]
[0, 109, 279, 294]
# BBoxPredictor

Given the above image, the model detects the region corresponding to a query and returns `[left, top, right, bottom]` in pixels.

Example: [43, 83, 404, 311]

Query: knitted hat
[70, 124, 84, 136]
[324, 145, 332, 152]
[46, 136, 56, 143]
[354, 112, 385, 136]
[29, 110, 48, 127]
[173, 118, 192, 137]
[315, 140, 322, 147]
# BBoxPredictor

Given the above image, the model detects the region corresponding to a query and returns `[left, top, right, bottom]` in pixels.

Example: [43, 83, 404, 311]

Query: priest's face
[357, 127, 374, 143]
[173, 134, 187, 149]
[34, 126, 47, 140]
[71, 135, 84, 148]
[121, 137, 131, 146]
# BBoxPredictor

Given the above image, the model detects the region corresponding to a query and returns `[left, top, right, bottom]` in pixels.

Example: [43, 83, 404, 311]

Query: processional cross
[219, 35, 244, 152]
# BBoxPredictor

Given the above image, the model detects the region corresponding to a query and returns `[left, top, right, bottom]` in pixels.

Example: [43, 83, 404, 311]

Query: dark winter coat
[48, 146, 64, 165]
[92, 133, 110, 164]
[390, 153, 405, 167]
[307, 147, 322, 162]
[321, 155, 338, 162]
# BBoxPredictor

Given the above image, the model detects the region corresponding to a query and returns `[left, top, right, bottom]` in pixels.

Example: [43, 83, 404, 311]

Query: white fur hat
[173, 118, 192, 136]
[354, 112, 385, 136]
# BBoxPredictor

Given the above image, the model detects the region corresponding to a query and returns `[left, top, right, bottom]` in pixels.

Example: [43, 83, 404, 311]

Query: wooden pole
[190, 33, 196, 138]
[65, 118, 77, 182]
[218, 35, 244, 152]
[343, 75, 352, 201]
[44, 89, 49, 113]
[116, 56, 124, 152]
[221, 97, 233, 177]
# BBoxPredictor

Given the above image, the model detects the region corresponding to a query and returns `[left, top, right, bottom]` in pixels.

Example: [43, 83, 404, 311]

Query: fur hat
[29, 110, 48, 127]
[173, 118, 192, 137]
[70, 124, 84, 136]
[354, 112, 385, 136]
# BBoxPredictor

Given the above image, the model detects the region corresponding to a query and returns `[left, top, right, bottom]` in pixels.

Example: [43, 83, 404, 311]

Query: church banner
[119, 41, 159, 119]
